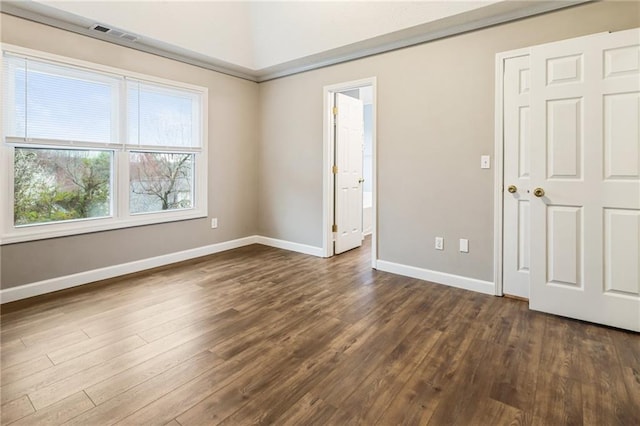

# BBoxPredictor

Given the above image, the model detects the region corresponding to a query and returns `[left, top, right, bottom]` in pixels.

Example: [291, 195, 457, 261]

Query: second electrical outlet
[435, 237, 444, 250]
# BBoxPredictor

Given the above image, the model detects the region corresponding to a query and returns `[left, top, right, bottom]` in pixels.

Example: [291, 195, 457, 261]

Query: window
[129, 152, 194, 214]
[13, 148, 113, 226]
[1, 45, 208, 244]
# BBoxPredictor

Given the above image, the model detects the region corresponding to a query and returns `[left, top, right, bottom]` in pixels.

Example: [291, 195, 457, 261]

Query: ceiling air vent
[120, 34, 138, 42]
[108, 29, 125, 38]
[91, 24, 110, 33]
[90, 24, 138, 43]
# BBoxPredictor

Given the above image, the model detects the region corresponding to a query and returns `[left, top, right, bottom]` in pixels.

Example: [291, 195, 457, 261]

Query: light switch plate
[481, 155, 491, 169]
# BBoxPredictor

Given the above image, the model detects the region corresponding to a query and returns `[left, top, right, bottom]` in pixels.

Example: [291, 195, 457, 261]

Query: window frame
[1, 44, 208, 245]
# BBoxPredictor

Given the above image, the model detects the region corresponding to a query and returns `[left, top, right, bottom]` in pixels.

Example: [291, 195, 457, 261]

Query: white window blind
[3, 53, 120, 144]
[127, 80, 201, 148]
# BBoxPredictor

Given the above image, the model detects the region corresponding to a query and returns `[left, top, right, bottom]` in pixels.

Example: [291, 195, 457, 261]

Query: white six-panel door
[529, 29, 640, 331]
[503, 55, 532, 299]
[334, 93, 364, 254]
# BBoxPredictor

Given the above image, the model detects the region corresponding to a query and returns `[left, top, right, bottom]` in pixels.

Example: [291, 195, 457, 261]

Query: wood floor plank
[0, 279, 197, 343]
[374, 365, 442, 426]
[9, 391, 94, 426]
[426, 337, 496, 425]
[136, 303, 237, 343]
[576, 335, 625, 386]
[1, 330, 89, 369]
[275, 393, 337, 426]
[375, 319, 482, 426]
[487, 341, 540, 415]
[46, 329, 143, 365]
[0, 313, 69, 343]
[539, 317, 585, 380]
[132, 317, 347, 425]
[610, 328, 640, 368]
[0, 395, 35, 425]
[215, 298, 429, 425]
[25, 309, 238, 410]
[118, 343, 284, 425]
[462, 397, 527, 426]
[78, 288, 231, 343]
[307, 303, 425, 408]
[1, 354, 53, 386]
[581, 375, 638, 426]
[1, 335, 147, 406]
[208, 300, 336, 361]
[77, 286, 209, 338]
[0, 237, 637, 425]
[64, 350, 220, 426]
[324, 322, 442, 425]
[532, 371, 583, 425]
[619, 365, 640, 425]
[84, 308, 277, 406]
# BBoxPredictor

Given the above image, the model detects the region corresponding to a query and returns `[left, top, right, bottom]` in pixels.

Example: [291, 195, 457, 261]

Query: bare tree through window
[129, 152, 193, 213]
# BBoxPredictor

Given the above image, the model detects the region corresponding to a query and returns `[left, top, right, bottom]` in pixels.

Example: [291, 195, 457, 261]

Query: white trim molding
[255, 236, 324, 258]
[0, 235, 326, 303]
[376, 260, 495, 296]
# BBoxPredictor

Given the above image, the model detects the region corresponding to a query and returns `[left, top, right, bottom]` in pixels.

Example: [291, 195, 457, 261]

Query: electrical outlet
[481, 155, 491, 169]
[211, 218, 218, 229]
[435, 237, 444, 250]
[459, 238, 469, 253]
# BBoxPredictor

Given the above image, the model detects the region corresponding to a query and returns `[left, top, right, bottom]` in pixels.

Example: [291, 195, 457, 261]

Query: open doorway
[322, 78, 377, 267]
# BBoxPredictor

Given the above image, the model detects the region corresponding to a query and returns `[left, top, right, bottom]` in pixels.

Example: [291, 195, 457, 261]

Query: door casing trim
[322, 77, 377, 266]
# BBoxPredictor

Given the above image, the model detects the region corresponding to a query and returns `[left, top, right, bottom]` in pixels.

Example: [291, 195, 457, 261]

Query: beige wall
[257, 1, 640, 282]
[0, 14, 260, 288]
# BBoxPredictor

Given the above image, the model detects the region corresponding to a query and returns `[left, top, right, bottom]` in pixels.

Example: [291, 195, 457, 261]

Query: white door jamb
[322, 77, 377, 267]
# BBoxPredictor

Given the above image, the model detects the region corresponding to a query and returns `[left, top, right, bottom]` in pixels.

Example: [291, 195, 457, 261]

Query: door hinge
[332, 224, 338, 232]
[332, 165, 338, 174]
[332, 106, 338, 116]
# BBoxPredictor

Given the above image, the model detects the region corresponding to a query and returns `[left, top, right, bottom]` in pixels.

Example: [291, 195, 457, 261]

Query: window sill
[0, 209, 207, 245]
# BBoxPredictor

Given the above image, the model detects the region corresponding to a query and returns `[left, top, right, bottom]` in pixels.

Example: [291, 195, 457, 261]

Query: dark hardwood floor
[1, 237, 638, 425]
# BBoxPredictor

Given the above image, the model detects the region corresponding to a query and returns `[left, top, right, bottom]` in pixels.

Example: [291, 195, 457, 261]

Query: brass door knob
[533, 187, 545, 197]
[507, 185, 517, 193]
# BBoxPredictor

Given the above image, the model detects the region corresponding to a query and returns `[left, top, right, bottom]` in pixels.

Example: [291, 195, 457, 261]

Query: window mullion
[118, 76, 129, 220]
[0, 145, 14, 238]
[5, 136, 122, 150]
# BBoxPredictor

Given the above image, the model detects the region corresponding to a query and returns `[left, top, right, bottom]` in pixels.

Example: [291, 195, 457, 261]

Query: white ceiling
[10, 0, 508, 69]
[1, 0, 588, 81]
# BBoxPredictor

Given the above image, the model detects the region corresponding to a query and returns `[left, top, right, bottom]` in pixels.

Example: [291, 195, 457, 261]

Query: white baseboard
[0, 235, 326, 304]
[376, 260, 495, 295]
[0, 236, 258, 304]
[4, 237, 490, 304]
[255, 236, 324, 257]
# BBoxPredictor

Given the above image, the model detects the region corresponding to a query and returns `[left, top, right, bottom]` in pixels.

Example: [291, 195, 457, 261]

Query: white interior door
[503, 55, 532, 299]
[334, 92, 364, 254]
[529, 28, 640, 331]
